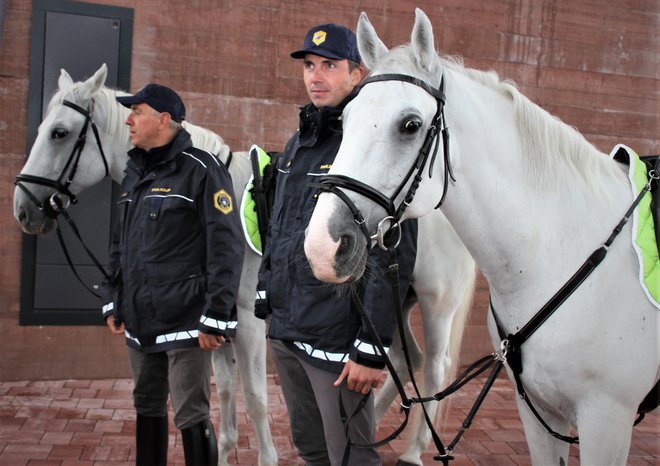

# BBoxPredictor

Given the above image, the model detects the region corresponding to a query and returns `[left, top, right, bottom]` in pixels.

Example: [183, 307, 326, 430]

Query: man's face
[124, 103, 165, 151]
[302, 54, 363, 109]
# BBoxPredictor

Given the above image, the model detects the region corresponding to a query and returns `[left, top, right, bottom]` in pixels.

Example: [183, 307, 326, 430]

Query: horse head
[14, 63, 117, 234]
[304, 9, 449, 283]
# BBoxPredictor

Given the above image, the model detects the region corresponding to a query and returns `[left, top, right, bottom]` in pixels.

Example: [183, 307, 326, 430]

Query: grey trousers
[127, 346, 212, 430]
[270, 339, 381, 466]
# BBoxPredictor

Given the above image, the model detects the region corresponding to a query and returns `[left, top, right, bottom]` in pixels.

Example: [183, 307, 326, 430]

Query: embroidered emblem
[312, 30, 327, 46]
[214, 189, 233, 214]
[319, 164, 332, 170]
[151, 187, 171, 193]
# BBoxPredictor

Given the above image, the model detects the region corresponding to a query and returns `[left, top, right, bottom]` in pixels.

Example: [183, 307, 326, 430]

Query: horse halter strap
[15, 99, 110, 218]
[316, 73, 454, 249]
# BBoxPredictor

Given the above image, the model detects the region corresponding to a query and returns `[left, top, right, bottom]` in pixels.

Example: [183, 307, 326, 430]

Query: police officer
[101, 84, 244, 466]
[256, 24, 417, 466]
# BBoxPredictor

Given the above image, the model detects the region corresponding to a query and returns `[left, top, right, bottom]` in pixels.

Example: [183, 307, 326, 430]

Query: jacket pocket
[145, 262, 205, 330]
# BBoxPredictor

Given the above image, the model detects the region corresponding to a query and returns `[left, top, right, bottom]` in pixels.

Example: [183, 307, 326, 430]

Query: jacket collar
[127, 129, 193, 173]
[298, 87, 360, 147]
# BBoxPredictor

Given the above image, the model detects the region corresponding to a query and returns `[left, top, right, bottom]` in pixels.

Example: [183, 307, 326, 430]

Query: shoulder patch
[214, 189, 233, 214]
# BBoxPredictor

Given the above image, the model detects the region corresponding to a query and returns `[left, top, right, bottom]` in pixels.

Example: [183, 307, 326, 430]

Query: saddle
[239, 144, 280, 254]
[614, 148, 660, 417]
[641, 155, 660, 248]
[639, 154, 660, 416]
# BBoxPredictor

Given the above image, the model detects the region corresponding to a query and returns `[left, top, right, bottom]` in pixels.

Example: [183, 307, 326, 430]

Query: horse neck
[438, 69, 631, 307]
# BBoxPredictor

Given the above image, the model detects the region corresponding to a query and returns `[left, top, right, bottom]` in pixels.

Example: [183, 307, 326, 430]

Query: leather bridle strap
[15, 99, 113, 297]
[341, 246, 453, 465]
[15, 99, 110, 217]
[315, 73, 453, 250]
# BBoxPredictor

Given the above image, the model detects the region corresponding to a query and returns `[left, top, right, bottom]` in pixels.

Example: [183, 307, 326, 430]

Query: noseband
[15, 99, 109, 218]
[315, 73, 454, 250]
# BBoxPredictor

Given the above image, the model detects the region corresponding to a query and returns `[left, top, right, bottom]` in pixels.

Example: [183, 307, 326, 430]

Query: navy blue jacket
[101, 129, 244, 353]
[257, 91, 417, 373]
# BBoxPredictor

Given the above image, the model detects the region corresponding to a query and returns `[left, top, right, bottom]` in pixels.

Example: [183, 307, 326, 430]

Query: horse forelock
[368, 46, 446, 90]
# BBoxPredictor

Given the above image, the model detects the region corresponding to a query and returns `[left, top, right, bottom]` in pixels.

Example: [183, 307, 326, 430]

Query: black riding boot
[181, 418, 218, 466]
[135, 414, 168, 466]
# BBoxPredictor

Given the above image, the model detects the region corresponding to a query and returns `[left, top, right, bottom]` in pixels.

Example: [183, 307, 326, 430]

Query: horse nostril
[337, 235, 351, 256]
[17, 207, 27, 223]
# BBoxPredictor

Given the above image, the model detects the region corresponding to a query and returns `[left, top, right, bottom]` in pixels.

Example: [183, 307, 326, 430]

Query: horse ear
[90, 64, 108, 92]
[356, 12, 388, 70]
[411, 8, 436, 72]
[80, 63, 108, 98]
[58, 69, 74, 91]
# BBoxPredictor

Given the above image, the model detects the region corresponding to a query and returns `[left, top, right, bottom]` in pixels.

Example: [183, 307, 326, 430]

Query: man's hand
[334, 360, 384, 394]
[105, 315, 125, 335]
[198, 332, 225, 351]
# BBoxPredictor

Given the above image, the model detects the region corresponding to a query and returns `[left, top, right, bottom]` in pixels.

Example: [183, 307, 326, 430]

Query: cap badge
[312, 30, 327, 46]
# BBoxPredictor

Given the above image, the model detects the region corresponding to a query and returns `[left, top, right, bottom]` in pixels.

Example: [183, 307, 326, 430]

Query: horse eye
[51, 128, 69, 140]
[401, 119, 421, 134]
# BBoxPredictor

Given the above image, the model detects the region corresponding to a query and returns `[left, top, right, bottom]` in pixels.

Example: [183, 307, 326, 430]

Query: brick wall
[0, 0, 657, 381]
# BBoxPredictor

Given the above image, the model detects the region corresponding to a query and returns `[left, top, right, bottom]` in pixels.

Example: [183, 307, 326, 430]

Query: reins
[15, 99, 112, 297]
[343, 165, 657, 461]
[343, 243, 508, 465]
[327, 72, 660, 462]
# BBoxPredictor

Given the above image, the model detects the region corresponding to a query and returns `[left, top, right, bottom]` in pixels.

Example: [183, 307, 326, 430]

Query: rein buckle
[371, 216, 402, 250]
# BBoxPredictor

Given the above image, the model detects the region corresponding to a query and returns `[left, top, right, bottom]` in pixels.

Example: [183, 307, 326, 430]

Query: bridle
[15, 99, 110, 217]
[314, 73, 454, 250]
[15, 98, 112, 296]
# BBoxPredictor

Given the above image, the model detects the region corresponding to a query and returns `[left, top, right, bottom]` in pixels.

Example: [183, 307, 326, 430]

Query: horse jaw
[305, 194, 368, 283]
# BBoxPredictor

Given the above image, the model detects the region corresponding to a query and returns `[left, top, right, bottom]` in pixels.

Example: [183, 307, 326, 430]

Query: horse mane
[371, 47, 625, 194]
[182, 121, 232, 162]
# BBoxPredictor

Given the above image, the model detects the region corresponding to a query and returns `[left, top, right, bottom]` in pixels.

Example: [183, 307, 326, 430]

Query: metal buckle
[49, 192, 71, 212]
[494, 339, 509, 363]
[370, 216, 402, 250]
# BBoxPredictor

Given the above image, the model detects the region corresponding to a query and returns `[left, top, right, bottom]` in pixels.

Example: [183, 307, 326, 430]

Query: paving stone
[0, 375, 655, 465]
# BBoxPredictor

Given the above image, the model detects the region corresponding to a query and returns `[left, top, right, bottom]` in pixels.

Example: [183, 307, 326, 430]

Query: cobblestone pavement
[0, 373, 657, 465]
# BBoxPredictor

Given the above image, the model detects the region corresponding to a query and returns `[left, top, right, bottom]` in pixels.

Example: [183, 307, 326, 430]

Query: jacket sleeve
[99, 202, 122, 322]
[198, 158, 245, 336]
[349, 219, 419, 368]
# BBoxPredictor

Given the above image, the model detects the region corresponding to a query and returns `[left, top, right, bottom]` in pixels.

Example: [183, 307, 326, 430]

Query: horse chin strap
[316, 73, 454, 250]
[15, 99, 109, 218]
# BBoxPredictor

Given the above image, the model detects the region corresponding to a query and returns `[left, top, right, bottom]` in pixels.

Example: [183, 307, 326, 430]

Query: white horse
[13, 64, 278, 466]
[13, 63, 478, 466]
[304, 9, 659, 466]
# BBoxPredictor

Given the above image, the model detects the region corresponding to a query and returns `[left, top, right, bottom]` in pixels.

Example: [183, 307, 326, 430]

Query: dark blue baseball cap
[116, 83, 186, 122]
[291, 23, 361, 63]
